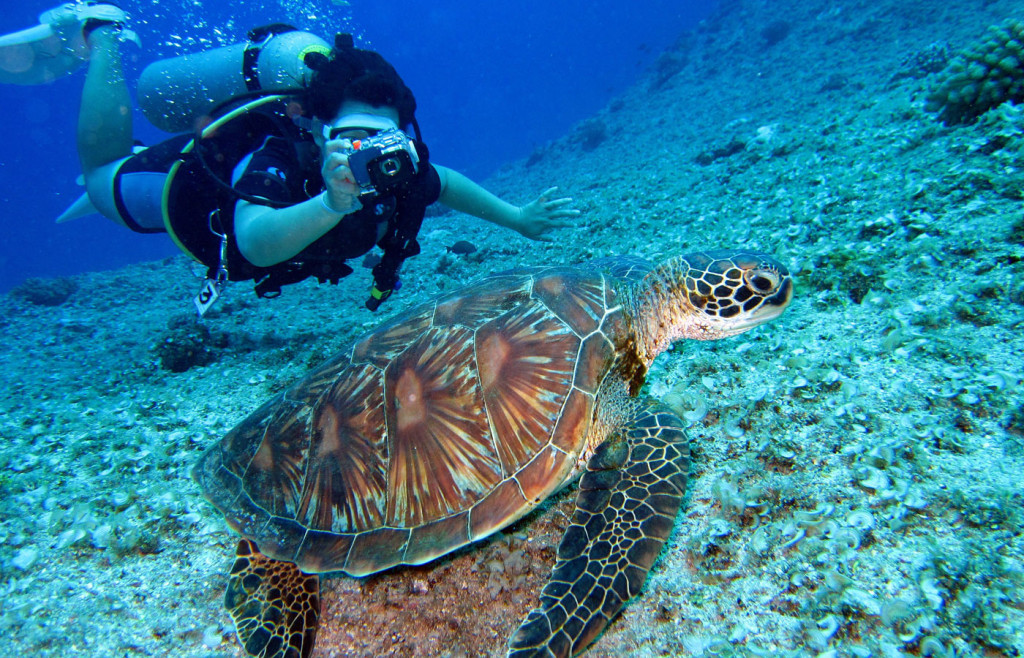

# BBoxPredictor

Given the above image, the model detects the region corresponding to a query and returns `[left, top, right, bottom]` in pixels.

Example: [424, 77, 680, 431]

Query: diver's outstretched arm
[77, 26, 133, 175]
[433, 165, 579, 242]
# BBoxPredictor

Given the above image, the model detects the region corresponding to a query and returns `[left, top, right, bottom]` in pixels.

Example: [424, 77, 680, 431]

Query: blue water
[0, 0, 712, 292]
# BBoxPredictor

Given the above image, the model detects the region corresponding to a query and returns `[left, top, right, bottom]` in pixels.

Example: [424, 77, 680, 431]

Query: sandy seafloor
[3, 0, 1024, 656]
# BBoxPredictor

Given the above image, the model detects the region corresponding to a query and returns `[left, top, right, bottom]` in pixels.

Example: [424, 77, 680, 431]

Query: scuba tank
[137, 24, 330, 133]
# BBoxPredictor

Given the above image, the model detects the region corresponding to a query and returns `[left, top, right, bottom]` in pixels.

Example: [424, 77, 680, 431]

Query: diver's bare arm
[234, 141, 362, 267]
[233, 198, 353, 267]
[434, 165, 521, 228]
[434, 165, 578, 242]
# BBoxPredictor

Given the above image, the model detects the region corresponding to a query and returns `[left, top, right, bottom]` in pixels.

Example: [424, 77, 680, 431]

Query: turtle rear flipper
[226, 539, 321, 658]
[508, 399, 689, 657]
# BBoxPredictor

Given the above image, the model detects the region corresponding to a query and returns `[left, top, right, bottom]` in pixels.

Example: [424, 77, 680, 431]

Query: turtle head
[635, 250, 793, 358]
[676, 250, 792, 336]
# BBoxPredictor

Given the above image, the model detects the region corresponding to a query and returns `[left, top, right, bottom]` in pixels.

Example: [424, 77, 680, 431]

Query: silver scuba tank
[137, 29, 330, 133]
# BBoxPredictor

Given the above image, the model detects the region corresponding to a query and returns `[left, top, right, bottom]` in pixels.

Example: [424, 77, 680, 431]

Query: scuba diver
[1, 3, 580, 312]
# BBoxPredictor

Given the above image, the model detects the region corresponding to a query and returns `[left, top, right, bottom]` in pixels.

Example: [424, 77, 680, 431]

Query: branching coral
[926, 19, 1024, 125]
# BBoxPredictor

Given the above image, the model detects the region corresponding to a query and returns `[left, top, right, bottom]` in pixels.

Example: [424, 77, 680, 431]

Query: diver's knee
[83, 157, 130, 226]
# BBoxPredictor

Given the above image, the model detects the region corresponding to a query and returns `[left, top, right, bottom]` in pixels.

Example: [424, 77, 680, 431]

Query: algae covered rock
[892, 41, 951, 82]
[926, 19, 1024, 125]
[10, 276, 78, 306]
[153, 315, 224, 372]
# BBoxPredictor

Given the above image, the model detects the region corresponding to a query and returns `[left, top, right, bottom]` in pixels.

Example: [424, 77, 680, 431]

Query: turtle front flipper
[225, 539, 321, 658]
[508, 400, 689, 657]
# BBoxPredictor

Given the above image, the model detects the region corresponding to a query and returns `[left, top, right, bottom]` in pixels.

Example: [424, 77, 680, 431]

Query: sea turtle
[193, 249, 793, 657]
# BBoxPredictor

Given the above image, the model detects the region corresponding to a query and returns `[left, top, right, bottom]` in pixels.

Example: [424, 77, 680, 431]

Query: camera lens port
[379, 158, 402, 176]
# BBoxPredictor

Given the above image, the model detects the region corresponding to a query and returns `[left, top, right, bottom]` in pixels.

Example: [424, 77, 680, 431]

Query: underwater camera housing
[346, 128, 420, 195]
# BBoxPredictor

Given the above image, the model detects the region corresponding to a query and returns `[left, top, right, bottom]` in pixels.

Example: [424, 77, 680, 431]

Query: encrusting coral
[926, 19, 1024, 125]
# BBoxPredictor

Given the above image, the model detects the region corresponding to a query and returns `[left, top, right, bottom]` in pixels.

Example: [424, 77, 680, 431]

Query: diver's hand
[514, 187, 580, 242]
[320, 138, 363, 215]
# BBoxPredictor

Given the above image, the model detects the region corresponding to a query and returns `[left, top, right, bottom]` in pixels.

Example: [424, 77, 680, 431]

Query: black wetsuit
[231, 134, 441, 296]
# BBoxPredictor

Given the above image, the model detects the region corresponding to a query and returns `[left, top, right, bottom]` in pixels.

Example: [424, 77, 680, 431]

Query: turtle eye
[745, 269, 781, 294]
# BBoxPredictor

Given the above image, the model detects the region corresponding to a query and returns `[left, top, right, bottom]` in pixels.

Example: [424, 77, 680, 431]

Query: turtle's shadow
[313, 489, 574, 657]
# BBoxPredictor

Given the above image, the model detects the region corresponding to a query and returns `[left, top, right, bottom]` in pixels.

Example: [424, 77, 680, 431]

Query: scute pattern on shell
[194, 264, 631, 575]
[383, 324, 502, 528]
[476, 303, 581, 473]
[302, 363, 387, 533]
